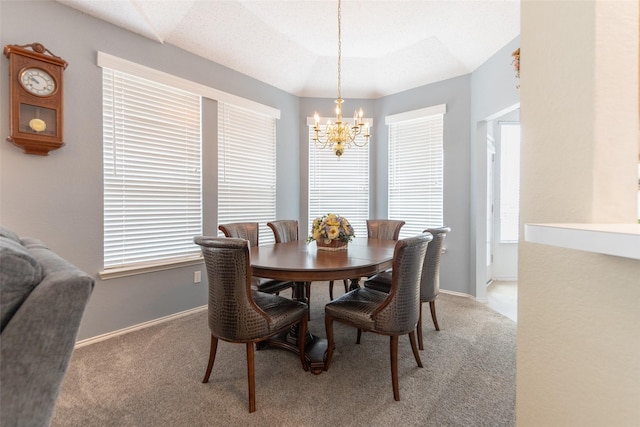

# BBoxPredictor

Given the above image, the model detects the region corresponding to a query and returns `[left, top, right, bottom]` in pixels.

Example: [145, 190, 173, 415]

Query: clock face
[19, 68, 56, 97]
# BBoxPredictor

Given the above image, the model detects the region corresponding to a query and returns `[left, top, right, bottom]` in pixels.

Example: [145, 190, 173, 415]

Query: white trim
[441, 289, 474, 299]
[99, 256, 204, 280]
[490, 275, 519, 282]
[75, 305, 207, 348]
[524, 223, 640, 260]
[306, 116, 373, 127]
[97, 51, 280, 119]
[385, 104, 447, 124]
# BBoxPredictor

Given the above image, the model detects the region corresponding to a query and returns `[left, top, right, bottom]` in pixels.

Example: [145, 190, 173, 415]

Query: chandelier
[313, 0, 370, 158]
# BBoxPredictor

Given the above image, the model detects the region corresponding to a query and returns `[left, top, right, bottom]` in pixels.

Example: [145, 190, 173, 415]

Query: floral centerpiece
[307, 213, 355, 251]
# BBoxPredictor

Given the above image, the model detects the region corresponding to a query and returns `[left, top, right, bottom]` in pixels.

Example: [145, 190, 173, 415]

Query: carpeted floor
[51, 284, 516, 426]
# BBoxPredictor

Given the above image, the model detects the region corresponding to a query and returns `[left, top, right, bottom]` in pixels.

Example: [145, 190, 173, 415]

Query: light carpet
[51, 284, 516, 426]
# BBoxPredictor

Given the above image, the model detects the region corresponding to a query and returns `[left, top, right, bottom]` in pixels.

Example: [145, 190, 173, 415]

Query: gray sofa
[0, 226, 94, 427]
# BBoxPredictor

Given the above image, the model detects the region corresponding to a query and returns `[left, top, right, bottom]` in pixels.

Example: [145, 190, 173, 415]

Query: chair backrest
[366, 220, 405, 240]
[372, 233, 432, 333]
[218, 222, 259, 247]
[420, 227, 450, 301]
[194, 236, 270, 341]
[267, 220, 299, 243]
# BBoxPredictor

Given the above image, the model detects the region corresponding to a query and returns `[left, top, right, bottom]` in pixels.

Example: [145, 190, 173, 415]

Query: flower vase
[316, 239, 348, 251]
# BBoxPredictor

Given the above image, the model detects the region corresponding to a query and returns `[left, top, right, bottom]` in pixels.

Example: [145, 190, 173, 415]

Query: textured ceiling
[56, 0, 520, 98]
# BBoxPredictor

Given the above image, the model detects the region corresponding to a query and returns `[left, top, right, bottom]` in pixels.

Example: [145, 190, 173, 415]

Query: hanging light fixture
[313, 0, 370, 158]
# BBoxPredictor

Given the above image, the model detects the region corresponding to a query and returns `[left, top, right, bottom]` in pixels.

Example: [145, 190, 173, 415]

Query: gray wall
[0, 0, 300, 340]
[299, 77, 472, 295]
[1, 0, 519, 340]
[470, 36, 521, 300]
[373, 76, 472, 295]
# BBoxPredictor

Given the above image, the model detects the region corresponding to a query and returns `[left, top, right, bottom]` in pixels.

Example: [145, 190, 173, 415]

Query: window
[387, 105, 445, 238]
[308, 120, 370, 239]
[218, 103, 277, 244]
[499, 123, 521, 242]
[102, 68, 202, 272]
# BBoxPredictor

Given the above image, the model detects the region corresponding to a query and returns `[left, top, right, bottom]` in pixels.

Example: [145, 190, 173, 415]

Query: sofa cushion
[0, 226, 20, 244]
[0, 237, 43, 331]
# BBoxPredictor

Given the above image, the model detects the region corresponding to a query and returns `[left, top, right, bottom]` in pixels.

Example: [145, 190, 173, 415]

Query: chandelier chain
[311, 0, 370, 158]
[337, 0, 342, 101]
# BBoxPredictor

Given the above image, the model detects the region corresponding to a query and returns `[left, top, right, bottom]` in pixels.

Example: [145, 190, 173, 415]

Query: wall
[0, 0, 300, 340]
[1, 0, 519, 341]
[300, 77, 471, 295]
[517, 1, 640, 425]
[371, 75, 472, 295]
[470, 36, 521, 300]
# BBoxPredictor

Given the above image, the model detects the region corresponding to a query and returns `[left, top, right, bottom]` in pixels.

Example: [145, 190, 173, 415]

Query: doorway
[475, 103, 520, 302]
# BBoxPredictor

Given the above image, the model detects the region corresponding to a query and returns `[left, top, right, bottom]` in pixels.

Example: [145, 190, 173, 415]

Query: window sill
[524, 223, 640, 260]
[99, 256, 204, 280]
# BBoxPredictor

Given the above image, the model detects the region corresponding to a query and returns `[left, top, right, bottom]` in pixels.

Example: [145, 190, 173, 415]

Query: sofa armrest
[0, 270, 94, 427]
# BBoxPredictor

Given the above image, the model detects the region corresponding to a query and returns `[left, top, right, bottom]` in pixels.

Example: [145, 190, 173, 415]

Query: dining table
[250, 238, 398, 374]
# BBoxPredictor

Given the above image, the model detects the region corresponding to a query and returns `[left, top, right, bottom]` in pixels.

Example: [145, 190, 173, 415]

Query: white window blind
[308, 123, 369, 240]
[218, 103, 277, 244]
[102, 68, 202, 269]
[387, 105, 445, 238]
[499, 123, 521, 242]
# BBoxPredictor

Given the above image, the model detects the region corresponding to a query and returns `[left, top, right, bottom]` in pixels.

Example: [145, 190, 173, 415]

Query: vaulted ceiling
[57, 0, 520, 98]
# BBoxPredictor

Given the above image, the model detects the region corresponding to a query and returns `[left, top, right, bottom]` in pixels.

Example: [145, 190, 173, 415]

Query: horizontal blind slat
[218, 103, 277, 245]
[103, 68, 203, 269]
[388, 111, 444, 238]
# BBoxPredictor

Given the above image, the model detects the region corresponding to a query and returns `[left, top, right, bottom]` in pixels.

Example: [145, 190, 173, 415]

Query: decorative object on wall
[308, 213, 354, 251]
[312, 0, 370, 158]
[512, 47, 520, 88]
[4, 43, 67, 155]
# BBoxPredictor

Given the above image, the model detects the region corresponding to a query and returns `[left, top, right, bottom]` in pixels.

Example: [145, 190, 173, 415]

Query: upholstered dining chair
[194, 237, 308, 413]
[218, 222, 294, 295]
[365, 226, 450, 350]
[324, 233, 432, 401]
[328, 219, 406, 300]
[266, 220, 312, 317]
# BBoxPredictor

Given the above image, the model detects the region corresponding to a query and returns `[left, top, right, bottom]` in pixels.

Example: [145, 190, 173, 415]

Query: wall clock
[4, 43, 68, 155]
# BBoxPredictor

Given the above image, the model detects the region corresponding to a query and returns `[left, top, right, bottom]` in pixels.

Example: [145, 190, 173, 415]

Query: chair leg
[430, 301, 440, 331]
[356, 328, 362, 344]
[299, 314, 309, 371]
[324, 315, 334, 371]
[409, 331, 423, 368]
[390, 335, 400, 401]
[417, 303, 424, 350]
[246, 342, 256, 413]
[202, 335, 218, 383]
[330, 279, 351, 300]
[305, 282, 312, 320]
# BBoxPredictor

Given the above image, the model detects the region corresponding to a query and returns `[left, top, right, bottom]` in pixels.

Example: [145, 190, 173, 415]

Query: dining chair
[324, 233, 432, 401]
[365, 226, 450, 350]
[266, 220, 312, 318]
[328, 219, 406, 300]
[218, 222, 294, 295]
[194, 236, 308, 413]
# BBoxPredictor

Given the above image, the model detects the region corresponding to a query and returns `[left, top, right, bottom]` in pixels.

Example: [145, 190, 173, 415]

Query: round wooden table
[251, 238, 397, 374]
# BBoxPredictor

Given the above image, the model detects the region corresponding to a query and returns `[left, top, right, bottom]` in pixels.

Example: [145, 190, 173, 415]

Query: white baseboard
[75, 305, 207, 349]
[76, 289, 485, 348]
[440, 289, 474, 299]
[490, 276, 518, 282]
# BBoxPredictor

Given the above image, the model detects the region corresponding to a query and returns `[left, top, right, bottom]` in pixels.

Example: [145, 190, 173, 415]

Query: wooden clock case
[4, 43, 68, 155]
